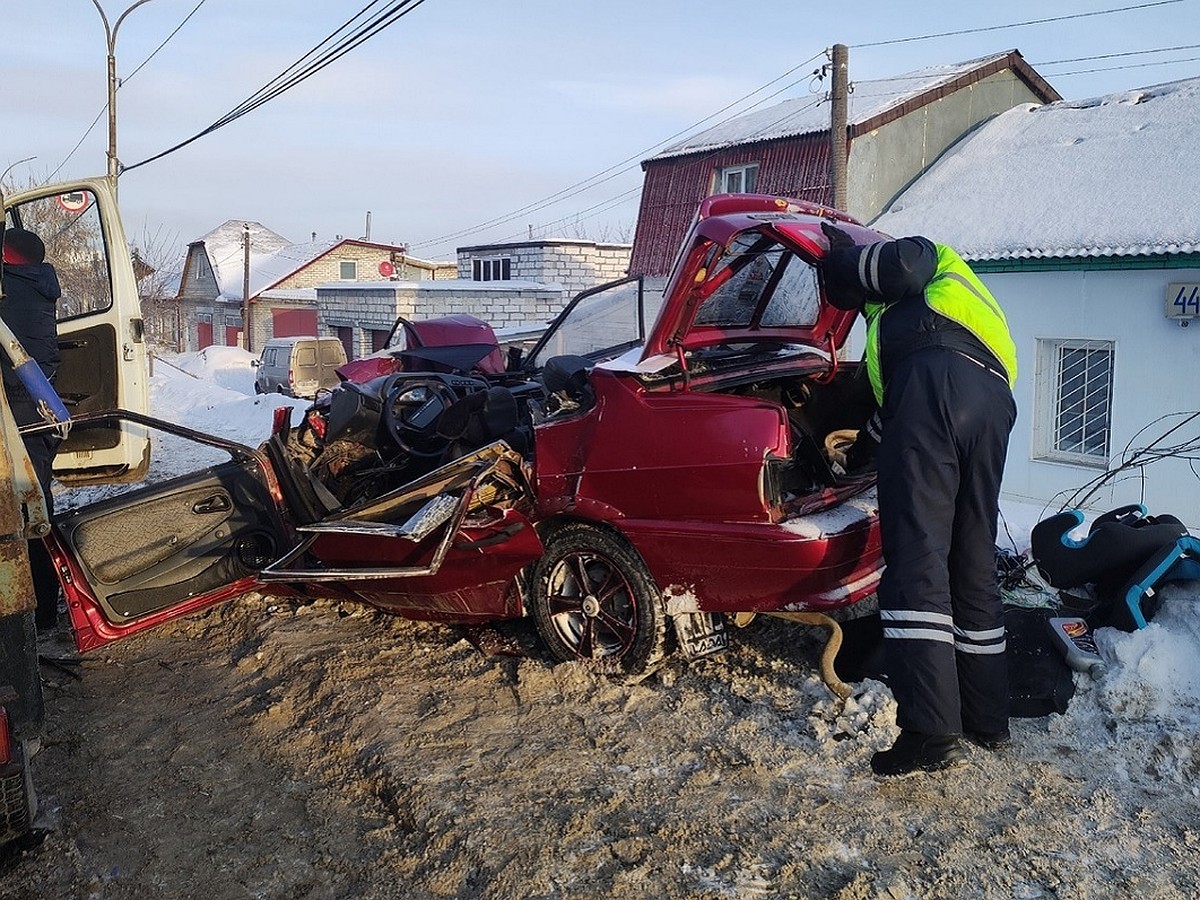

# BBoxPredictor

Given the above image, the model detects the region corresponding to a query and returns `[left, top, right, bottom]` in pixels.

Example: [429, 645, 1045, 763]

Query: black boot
[871, 730, 967, 777]
[964, 727, 1011, 750]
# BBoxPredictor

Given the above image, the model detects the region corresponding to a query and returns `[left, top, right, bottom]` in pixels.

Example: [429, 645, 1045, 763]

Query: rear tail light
[288, 368, 295, 387]
[271, 405, 293, 436]
[0, 707, 12, 766]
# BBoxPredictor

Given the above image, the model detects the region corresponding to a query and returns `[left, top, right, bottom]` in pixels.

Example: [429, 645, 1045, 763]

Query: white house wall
[983, 265, 1200, 530]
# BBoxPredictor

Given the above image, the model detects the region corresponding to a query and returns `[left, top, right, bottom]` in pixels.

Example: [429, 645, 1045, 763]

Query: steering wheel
[381, 375, 461, 458]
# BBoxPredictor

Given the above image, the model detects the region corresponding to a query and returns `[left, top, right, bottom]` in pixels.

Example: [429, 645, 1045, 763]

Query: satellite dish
[378, 260, 395, 277]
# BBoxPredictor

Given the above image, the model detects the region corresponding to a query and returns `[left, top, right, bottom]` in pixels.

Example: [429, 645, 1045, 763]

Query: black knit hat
[3, 228, 46, 265]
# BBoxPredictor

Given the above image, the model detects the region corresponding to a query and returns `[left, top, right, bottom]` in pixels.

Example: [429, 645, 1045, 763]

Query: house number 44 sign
[1166, 283, 1200, 320]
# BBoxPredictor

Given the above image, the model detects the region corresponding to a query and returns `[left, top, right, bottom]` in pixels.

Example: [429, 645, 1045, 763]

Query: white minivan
[253, 335, 346, 399]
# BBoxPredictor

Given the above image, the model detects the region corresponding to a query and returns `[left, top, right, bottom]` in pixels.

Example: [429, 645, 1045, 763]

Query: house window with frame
[339, 260, 357, 280]
[716, 163, 759, 194]
[472, 257, 512, 282]
[1035, 338, 1114, 465]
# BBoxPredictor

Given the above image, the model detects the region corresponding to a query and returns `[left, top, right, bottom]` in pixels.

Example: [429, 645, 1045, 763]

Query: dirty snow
[5, 348, 1200, 898]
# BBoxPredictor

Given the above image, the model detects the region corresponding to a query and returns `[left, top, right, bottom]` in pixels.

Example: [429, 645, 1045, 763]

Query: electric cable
[47, 0, 209, 181]
[851, 0, 1183, 49]
[416, 93, 829, 253]
[1036, 42, 1200, 65]
[1038, 55, 1200, 77]
[408, 51, 828, 251]
[124, 0, 429, 173]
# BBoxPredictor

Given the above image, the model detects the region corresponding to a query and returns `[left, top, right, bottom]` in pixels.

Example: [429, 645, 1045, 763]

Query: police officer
[821, 222, 1018, 777]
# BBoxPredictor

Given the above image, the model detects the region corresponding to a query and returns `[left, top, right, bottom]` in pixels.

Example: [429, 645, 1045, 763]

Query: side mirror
[250, 359, 261, 367]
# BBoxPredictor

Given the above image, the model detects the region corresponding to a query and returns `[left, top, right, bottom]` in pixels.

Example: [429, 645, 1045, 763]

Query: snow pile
[148, 347, 308, 474]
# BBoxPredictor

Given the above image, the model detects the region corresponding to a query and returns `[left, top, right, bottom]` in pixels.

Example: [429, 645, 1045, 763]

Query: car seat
[1030, 504, 1200, 630]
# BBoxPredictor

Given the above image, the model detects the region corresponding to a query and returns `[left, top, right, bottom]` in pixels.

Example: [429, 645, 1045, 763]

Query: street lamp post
[90, 0, 158, 182]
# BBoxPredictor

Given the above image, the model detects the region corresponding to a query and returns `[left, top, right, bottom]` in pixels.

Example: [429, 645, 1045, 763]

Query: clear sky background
[5, 0, 1198, 262]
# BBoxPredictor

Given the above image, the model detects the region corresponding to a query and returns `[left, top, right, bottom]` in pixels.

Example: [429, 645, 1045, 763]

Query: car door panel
[56, 459, 283, 624]
[4, 178, 151, 483]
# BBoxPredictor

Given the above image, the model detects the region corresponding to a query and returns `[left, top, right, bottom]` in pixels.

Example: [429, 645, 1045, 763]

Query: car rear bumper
[619, 487, 882, 615]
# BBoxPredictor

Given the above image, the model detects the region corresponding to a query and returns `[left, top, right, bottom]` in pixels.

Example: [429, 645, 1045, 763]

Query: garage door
[272, 308, 318, 337]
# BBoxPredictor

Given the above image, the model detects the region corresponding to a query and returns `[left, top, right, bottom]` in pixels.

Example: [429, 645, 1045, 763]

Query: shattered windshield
[698, 234, 821, 329]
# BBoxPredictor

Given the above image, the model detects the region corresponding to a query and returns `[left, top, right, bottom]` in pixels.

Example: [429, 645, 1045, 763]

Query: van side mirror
[250, 359, 261, 367]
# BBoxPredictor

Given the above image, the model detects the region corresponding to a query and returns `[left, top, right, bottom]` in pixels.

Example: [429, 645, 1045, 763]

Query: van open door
[4, 176, 151, 483]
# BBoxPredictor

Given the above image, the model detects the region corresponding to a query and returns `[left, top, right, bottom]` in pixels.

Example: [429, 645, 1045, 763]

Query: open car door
[47, 413, 290, 652]
[49, 409, 544, 650]
[4, 176, 151, 483]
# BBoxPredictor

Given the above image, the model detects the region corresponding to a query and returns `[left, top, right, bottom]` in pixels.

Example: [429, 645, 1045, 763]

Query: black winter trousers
[876, 348, 1016, 737]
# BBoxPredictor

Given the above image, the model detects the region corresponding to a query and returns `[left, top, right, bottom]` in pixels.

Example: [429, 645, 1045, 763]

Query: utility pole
[91, 0, 159, 185]
[242, 224, 252, 352]
[829, 43, 849, 212]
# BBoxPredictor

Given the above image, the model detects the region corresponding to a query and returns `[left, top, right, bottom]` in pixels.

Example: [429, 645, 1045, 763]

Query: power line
[851, 0, 1184, 49]
[408, 51, 828, 251]
[1039, 54, 1200, 76]
[424, 93, 830, 255]
[1035, 42, 1200, 65]
[125, 0, 208, 81]
[48, 0, 209, 181]
[124, 0, 430, 173]
[414, 3, 1190, 252]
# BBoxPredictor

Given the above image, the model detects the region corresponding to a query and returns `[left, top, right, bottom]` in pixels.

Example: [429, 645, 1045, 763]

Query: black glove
[841, 410, 880, 476]
[822, 221, 855, 252]
[843, 430, 878, 475]
[821, 222, 867, 312]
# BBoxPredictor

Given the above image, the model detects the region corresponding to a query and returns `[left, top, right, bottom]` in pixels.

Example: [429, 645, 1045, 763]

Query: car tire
[530, 523, 669, 676]
[253, 383, 263, 395]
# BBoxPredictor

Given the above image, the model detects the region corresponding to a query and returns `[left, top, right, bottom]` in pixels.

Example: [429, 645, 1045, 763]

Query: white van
[253, 336, 347, 398]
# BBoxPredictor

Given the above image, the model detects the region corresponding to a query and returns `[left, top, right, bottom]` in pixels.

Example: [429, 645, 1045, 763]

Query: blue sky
[5, 0, 1198, 261]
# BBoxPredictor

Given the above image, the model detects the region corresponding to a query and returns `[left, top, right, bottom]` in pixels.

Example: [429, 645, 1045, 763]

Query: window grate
[1053, 341, 1113, 459]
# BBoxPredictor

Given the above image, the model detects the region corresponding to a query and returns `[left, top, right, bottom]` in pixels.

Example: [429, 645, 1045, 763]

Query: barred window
[1035, 339, 1114, 465]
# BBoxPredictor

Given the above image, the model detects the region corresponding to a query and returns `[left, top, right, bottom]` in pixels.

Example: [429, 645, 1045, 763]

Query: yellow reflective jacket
[864, 244, 1017, 406]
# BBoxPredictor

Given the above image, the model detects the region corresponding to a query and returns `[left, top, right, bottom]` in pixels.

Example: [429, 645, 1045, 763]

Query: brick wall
[457, 240, 631, 300]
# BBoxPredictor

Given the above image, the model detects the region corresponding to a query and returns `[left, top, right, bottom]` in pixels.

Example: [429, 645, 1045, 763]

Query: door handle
[193, 494, 232, 515]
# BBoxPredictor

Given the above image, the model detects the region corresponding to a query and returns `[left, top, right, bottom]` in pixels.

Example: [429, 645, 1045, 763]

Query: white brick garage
[316, 280, 563, 360]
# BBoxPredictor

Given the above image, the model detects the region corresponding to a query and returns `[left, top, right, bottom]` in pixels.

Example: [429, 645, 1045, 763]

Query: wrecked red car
[49, 194, 886, 675]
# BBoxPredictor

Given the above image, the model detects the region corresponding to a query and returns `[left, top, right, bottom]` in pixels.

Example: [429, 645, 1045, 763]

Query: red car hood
[640, 194, 887, 365]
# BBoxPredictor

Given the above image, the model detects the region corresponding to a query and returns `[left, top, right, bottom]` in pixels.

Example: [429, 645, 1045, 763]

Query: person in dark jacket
[1, 227, 64, 631]
[821, 222, 1018, 777]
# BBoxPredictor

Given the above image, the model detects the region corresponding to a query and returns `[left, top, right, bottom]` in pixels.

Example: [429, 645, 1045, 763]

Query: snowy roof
[650, 51, 1054, 161]
[871, 77, 1200, 261]
[193, 221, 428, 300]
[194, 220, 298, 301]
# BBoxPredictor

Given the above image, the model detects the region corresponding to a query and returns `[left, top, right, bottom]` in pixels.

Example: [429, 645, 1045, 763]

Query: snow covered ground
[7, 347, 1200, 898]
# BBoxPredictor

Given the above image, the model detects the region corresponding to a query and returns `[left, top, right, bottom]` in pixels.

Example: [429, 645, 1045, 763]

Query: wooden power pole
[829, 43, 849, 212]
[242, 224, 252, 352]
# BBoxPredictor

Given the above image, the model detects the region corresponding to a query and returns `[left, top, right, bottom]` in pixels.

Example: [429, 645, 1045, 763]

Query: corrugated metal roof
[872, 76, 1200, 260]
